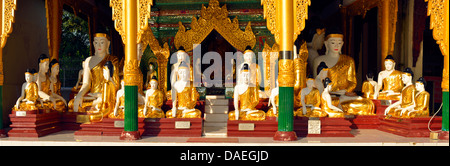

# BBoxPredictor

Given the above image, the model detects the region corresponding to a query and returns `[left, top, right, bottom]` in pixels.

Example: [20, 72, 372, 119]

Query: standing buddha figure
[13, 69, 40, 111]
[89, 61, 116, 122]
[140, 76, 165, 118]
[228, 64, 266, 121]
[375, 55, 403, 100]
[70, 31, 120, 112]
[385, 68, 416, 117]
[166, 62, 202, 118]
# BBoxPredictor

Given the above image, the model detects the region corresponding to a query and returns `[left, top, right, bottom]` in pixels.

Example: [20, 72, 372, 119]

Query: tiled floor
[1, 129, 448, 146]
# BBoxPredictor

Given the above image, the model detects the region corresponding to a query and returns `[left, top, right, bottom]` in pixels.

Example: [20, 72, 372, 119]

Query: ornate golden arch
[174, 0, 256, 52]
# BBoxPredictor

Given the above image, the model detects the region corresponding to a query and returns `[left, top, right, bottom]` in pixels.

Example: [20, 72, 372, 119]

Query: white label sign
[15, 111, 27, 117]
[308, 120, 321, 134]
[175, 121, 191, 129]
[114, 121, 125, 128]
[239, 123, 255, 131]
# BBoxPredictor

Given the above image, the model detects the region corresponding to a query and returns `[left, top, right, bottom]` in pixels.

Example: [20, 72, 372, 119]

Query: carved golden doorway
[174, 0, 256, 94]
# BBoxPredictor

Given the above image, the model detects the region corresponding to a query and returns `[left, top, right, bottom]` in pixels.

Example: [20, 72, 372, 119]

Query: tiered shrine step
[60, 112, 89, 130]
[8, 110, 62, 138]
[294, 117, 354, 137]
[75, 118, 203, 137]
[378, 116, 442, 137]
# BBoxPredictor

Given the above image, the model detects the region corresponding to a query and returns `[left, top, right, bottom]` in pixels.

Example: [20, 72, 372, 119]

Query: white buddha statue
[13, 69, 40, 111]
[374, 55, 403, 100]
[306, 28, 326, 69]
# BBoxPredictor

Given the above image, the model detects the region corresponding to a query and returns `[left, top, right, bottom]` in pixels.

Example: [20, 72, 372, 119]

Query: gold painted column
[45, 0, 62, 60]
[1, 0, 17, 137]
[379, 0, 398, 70]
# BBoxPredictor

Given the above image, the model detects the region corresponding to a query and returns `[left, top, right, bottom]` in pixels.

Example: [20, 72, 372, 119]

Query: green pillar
[278, 87, 294, 132]
[442, 92, 449, 131]
[124, 86, 139, 132]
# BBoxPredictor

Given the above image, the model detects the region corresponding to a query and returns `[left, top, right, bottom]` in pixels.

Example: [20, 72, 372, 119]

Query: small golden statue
[228, 64, 266, 121]
[400, 77, 430, 118]
[36, 54, 52, 110]
[89, 61, 116, 122]
[13, 69, 40, 111]
[295, 75, 322, 117]
[361, 72, 377, 99]
[166, 62, 202, 118]
[385, 68, 416, 118]
[375, 55, 403, 100]
[140, 76, 165, 118]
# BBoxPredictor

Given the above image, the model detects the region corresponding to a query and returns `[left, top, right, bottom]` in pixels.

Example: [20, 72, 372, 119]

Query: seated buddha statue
[362, 72, 377, 99]
[228, 64, 266, 121]
[312, 29, 356, 95]
[140, 76, 165, 118]
[48, 59, 67, 112]
[295, 75, 322, 117]
[89, 61, 116, 122]
[35, 54, 52, 110]
[385, 68, 416, 118]
[70, 31, 120, 112]
[403, 77, 430, 118]
[314, 62, 329, 94]
[13, 69, 40, 111]
[71, 60, 85, 95]
[237, 46, 261, 88]
[167, 47, 193, 100]
[375, 55, 403, 100]
[166, 62, 202, 118]
[320, 78, 345, 118]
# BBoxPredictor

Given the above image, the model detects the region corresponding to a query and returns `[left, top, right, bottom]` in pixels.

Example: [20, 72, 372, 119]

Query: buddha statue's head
[243, 46, 255, 63]
[177, 61, 190, 82]
[177, 46, 188, 63]
[324, 28, 344, 55]
[240, 64, 250, 85]
[93, 32, 111, 56]
[38, 54, 50, 74]
[150, 76, 158, 90]
[103, 61, 114, 81]
[148, 63, 154, 72]
[402, 68, 414, 84]
[323, 77, 332, 92]
[49, 59, 60, 77]
[25, 69, 34, 83]
[384, 55, 396, 71]
[415, 77, 426, 92]
[306, 74, 314, 88]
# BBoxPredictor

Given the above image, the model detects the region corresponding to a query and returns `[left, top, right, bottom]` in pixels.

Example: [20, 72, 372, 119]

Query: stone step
[202, 126, 227, 137]
[205, 95, 225, 99]
[205, 105, 229, 114]
[204, 113, 228, 123]
[205, 99, 229, 106]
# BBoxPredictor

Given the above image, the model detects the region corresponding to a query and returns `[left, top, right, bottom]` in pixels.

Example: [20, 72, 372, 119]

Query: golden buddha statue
[70, 32, 120, 113]
[35, 54, 52, 110]
[71, 60, 85, 95]
[404, 77, 430, 118]
[166, 62, 202, 118]
[228, 64, 266, 121]
[48, 59, 67, 112]
[362, 72, 377, 99]
[140, 76, 165, 118]
[145, 63, 158, 90]
[295, 75, 322, 117]
[375, 55, 403, 100]
[320, 78, 345, 118]
[89, 61, 116, 122]
[13, 69, 40, 111]
[312, 29, 356, 94]
[385, 68, 416, 117]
